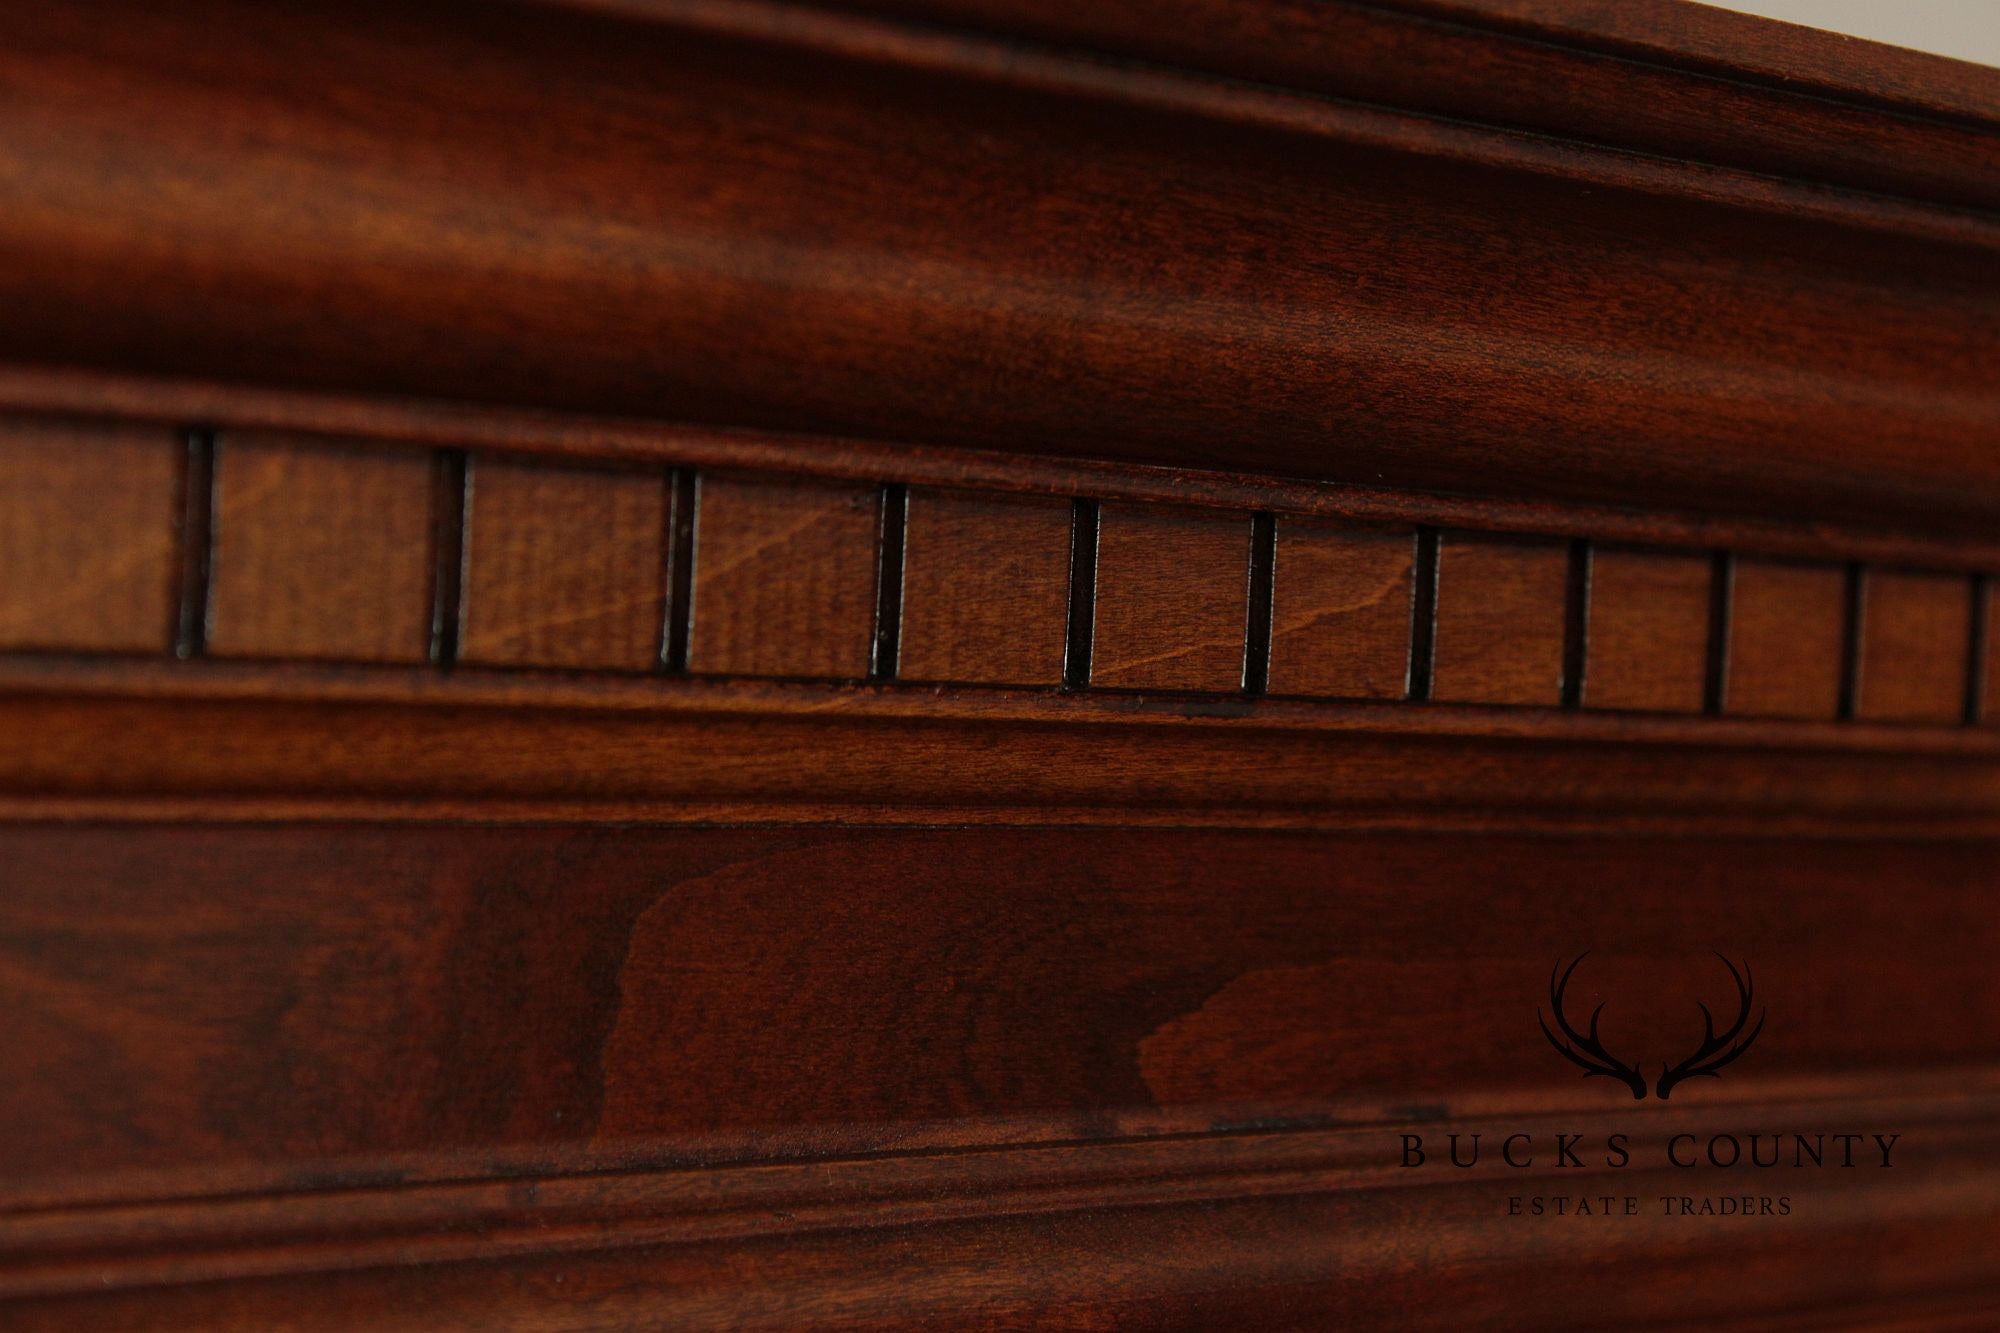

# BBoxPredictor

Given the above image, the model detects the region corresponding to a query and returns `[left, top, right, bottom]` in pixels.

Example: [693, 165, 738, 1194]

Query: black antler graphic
[1538, 954, 1648, 1099]
[1654, 953, 1766, 1100]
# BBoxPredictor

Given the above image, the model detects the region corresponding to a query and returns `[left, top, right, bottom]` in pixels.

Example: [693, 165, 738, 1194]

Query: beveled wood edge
[6, 367, 1999, 572]
[1401, 0, 2000, 122]
[554, 0, 2000, 217]
[1, 1073, 1995, 1308]
[552, 0, 2000, 245]
[7, 663, 2000, 833]
[5, 656, 1999, 756]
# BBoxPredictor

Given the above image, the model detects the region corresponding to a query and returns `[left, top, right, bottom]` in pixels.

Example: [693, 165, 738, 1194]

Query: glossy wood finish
[206, 436, 436, 664]
[7, 665, 2000, 834]
[8, 1091, 1999, 1330]
[460, 458, 669, 671]
[1857, 570, 1975, 726]
[0, 419, 176, 654]
[2, 1, 1999, 532]
[1430, 533, 1568, 707]
[1584, 547, 1712, 714]
[1725, 558, 1849, 721]
[688, 476, 880, 681]
[898, 489, 1072, 686]
[0, 822, 1997, 1328]
[1089, 505, 1251, 693]
[1266, 521, 1413, 701]
[0, 823, 1995, 1201]
[4, 0, 2000, 1325]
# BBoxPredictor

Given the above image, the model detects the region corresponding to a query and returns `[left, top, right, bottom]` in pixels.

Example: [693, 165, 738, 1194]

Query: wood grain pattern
[2, 0, 1999, 1323]
[1430, 533, 1568, 707]
[0, 415, 1984, 736]
[860, 0, 2000, 209]
[897, 489, 1072, 686]
[0, 822, 1995, 1209]
[1857, 569, 1974, 725]
[0, 418, 176, 653]
[1265, 520, 1412, 700]
[460, 457, 668, 671]
[205, 436, 434, 663]
[2, 1090, 1997, 1329]
[9, 364, 2000, 575]
[1583, 547, 1712, 714]
[14, 666, 2000, 835]
[1725, 558, 1848, 721]
[688, 476, 879, 680]
[1089, 505, 1251, 692]
[0, 1, 1996, 533]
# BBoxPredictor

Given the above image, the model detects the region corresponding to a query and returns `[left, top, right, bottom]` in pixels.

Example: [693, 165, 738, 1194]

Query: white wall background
[1711, 0, 2000, 68]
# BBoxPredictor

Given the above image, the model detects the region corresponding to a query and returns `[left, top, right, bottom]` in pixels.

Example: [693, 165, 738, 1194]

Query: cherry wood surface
[207, 436, 437, 665]
[3, 0, 1999, 1326]
[0, 419, 176, 654]
[1265, 520, 1414, 701]
[1725, 558, 1851, 722]
[1089, 505, 1253, 693]
[2, 0, 1999, 532]
[1584, 547, 1713, 715]
[898, 489, 1072, 687]
[1857, 570, 1977, 726]
[687, 476, 881, 681]
[459, 458, 670, 672]
[1430, 533, 1570, 708]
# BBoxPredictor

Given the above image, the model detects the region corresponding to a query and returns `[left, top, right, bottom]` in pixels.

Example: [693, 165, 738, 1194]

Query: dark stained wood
[898, 489, 1071, 686]
[1265, 520, 1412, 700]
[854, 0, 2000, 206]
[1089, 505, 1252, 692]
[688, 476, 879, 680]
[6, 1125, 2000, 1331]
[13, 666, 2000, 835]
[1857, 569, 1974, 726]
[459, 457, 668, 671]
[1429, 533, 1567, 707]
[0, 823, 1994, 1207]
[1583, 547, 1711, 714]
[9, 365, 2000, 575]
[0, 1, 1997, 533]
[0, 418, 177, 653]
[2, 0, 1999, 1323]
[1987, 578, 2000, 727]
[1725, 558, 1848, 721]
[205, 435, 434, 663]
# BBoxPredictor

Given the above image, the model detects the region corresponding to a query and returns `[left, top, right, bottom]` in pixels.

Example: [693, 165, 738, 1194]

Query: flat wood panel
[1090, 505, 1250, 692]
[459, 458, 667, 671]
[688, 476, 878, 680]
[898, 489, 1072, 686]
[1266, 520, 1412, 700]
[1, 823, 1996, 1209]
[0, 419, 176, 652]
[1584, 547, 1712, 713]
[206, 436, 434, 663]
[1430, 533, 1568, 706]
[1726, 558, 1847, 720]
[1858, 569, 1972, 725]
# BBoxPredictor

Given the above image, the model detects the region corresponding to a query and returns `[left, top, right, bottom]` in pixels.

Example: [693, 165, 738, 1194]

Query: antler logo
[1539, 953, 1765, 1100]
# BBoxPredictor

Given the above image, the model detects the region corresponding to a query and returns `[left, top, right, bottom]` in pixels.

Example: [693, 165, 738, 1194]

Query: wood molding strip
[1, 2, 1997, 530]
[1, 1088, 1996, 1322]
